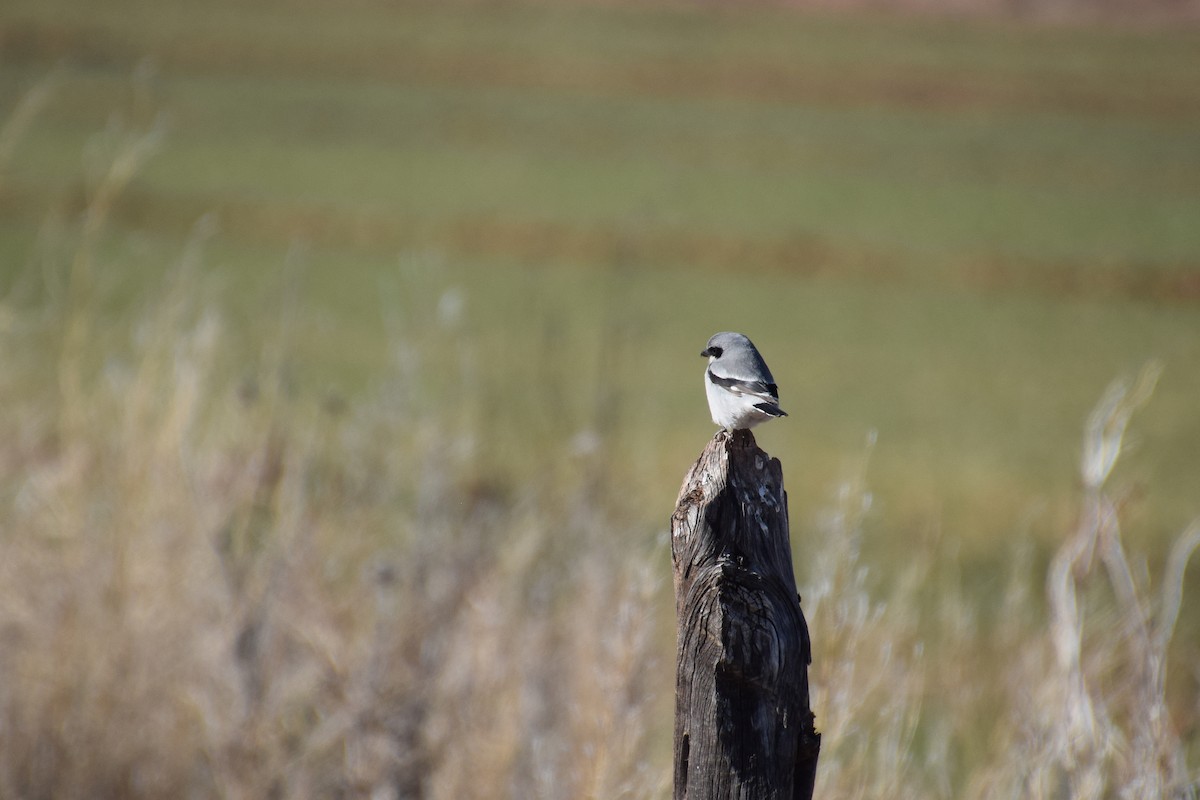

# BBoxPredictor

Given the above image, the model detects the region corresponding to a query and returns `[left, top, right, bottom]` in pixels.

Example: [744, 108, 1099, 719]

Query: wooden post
[671, 429, 820, 799]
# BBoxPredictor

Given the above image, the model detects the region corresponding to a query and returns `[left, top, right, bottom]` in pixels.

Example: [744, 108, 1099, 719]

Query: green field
[4, 0, 1199, 548]
[2, 1, 1199, 796]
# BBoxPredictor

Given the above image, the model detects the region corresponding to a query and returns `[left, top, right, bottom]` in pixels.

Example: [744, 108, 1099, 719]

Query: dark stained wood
[671, 429, 820, 800]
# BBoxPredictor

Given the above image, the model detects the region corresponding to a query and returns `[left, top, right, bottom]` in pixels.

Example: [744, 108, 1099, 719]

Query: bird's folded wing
[707, 370, 779, 400]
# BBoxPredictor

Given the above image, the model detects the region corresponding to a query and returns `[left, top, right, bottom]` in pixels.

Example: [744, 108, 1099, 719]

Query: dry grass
[0, 241, 671, 799]
[1, 90, 1197, 800]
[0, 109, 671, 799]
[802, 366, 1200, 800]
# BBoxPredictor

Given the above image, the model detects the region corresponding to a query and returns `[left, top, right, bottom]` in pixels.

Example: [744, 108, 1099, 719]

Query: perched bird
[701, 332, 787, 431]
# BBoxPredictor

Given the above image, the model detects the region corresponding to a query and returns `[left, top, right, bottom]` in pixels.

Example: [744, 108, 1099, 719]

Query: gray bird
[700, 332, 787, 431]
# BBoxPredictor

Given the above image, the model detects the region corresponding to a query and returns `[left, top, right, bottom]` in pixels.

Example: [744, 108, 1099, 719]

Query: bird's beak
[700, 348, 712, 357]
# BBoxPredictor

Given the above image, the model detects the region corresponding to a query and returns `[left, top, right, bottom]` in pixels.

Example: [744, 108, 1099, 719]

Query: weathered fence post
[671, 429, 820, 799]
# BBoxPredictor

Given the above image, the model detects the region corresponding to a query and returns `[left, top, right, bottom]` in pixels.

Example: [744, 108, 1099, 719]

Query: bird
[700, 332, 787, 431]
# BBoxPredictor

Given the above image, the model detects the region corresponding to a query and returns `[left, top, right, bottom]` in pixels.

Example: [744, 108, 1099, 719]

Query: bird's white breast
[705, 370, 773, 431]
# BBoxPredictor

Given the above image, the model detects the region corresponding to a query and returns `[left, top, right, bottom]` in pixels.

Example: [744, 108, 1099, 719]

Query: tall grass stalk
[970, 364, 1200, 799]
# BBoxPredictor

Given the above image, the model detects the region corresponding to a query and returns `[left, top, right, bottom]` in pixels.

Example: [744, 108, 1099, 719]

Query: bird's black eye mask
[701, 346, 723, 358]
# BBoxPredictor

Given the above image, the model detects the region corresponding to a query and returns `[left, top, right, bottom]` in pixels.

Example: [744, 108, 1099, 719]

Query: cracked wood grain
[671, 429, 820, 800]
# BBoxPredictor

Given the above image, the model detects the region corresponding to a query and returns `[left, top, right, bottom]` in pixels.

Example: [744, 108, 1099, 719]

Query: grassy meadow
[1, 0, 1199, 796]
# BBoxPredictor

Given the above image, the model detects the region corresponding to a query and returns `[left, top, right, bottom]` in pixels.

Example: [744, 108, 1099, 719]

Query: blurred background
[1, 0, 1198, 797]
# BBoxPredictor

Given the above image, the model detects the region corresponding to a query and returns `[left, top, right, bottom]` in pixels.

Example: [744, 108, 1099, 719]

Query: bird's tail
[754, 402, 787, 417]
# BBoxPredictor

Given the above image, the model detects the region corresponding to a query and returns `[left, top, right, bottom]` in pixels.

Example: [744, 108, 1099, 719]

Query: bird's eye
[709, 346, 723, 358]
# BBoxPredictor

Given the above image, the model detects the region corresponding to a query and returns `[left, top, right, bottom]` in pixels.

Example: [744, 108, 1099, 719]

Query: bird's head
[701, 331, 751, 360]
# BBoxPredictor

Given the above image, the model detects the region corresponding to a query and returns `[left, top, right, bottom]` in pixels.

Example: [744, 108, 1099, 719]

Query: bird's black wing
[707, 370, 779, 399]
